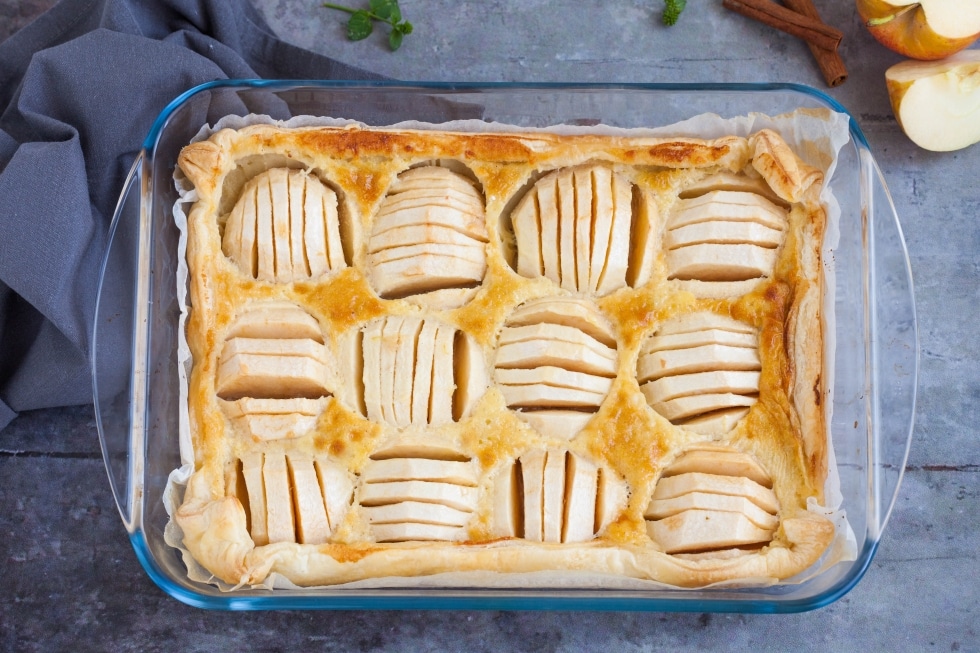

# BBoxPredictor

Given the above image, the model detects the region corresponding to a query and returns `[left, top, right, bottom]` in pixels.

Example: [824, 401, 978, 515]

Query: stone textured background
[1, 1, 978, 651]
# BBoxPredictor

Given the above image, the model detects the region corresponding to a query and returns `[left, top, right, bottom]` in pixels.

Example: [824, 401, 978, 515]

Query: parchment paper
[165, 108, 857, 592]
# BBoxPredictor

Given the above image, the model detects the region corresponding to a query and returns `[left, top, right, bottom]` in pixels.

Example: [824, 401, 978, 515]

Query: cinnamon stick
[723, 0, 843, 51]
[722, 0, 848, 87]
[781, 0, 848, 87]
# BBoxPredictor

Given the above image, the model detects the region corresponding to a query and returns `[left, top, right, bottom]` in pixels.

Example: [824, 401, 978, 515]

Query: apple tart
[174, 120, 836, 589]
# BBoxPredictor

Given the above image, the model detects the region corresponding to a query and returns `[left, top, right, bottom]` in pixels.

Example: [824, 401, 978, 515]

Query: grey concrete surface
[2, 0, 979, 650]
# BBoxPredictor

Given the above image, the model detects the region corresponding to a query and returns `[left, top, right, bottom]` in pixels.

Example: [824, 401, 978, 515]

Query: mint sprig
[662, 0, 687, 26]
[323, 0, 413, 51]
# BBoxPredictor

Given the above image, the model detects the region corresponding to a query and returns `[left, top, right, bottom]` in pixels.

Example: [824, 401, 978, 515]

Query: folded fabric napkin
[0, 0, 384, 431]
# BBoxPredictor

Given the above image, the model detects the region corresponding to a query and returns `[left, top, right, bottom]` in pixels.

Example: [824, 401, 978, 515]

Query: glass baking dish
[91, 80, 917, 612]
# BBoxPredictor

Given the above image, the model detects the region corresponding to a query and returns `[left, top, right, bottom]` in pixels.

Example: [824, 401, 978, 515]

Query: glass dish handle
[92, 151, 147, 533]
[866, 150, 918, 540]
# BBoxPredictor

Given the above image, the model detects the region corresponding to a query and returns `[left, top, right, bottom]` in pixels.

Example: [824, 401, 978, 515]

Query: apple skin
[886, 51, 980, 152]
[856, 0, 980, 60]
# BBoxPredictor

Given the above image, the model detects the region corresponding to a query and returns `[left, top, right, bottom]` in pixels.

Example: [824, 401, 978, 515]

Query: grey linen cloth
[0, 0, 384, 431]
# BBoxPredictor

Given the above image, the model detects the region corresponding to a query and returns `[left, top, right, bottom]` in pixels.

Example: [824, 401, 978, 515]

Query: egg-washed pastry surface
[175, 121, 834, 589]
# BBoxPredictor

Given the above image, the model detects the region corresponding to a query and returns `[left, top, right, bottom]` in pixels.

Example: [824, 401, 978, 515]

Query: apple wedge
[653, 311, 756, 337]
[495, 365, 614, 395]
[491, 461, 521, 538]
[225, 301, 323, 342]
[370, 523, 466, 543]
[428, 324, 458, 425]
[287, 456, 331, 544]
[517, 410, 594, 441]
[652, 472, 779, 514]
[410, 320, 438, 425]
[647, 509, 774, 554]
[362, 501, 472, 527]
[505, 295, 617, 348]
[665, 446, 773, 488]
[857, 0, 980, 61]
[650, 393, 757, 422]
[240, 452, 268, 545]
[637, 343, 761, 382]
[886, 50, 980, 152]
[541, 449, 567, 542]
[361, 457, 478, 487]
[358, 480, 478, 513]
[314, 458, 354, 532]
[562, 455, 599, 543]
[263, 452, 296, 544]
[680, 408, 752, 436]
[642, 327, 757, 354]
[234, 413, 318, 441]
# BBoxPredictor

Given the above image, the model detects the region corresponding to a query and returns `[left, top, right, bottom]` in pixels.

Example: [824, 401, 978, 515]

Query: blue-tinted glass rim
[132, 529, 879, 612]
[137, 79, 878, 612]
[143, 79, 871, 153]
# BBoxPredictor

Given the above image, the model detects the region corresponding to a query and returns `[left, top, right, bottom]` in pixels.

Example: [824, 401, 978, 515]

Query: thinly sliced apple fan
[495, 296, 617, 439]
[226, 452, 353, 546]
[492, 449, 625, 543]
[637, 311, 760, 435]
[359, 444, 480, 542]
[217, 301, 333, 441]
[666, 190, 788, 298]
[645, 445, 778, 555]
[510, 164, 657, 295]
[223, 168, 346, 282]
[340, 315, 488, 428]
[367, 166, 488, 308]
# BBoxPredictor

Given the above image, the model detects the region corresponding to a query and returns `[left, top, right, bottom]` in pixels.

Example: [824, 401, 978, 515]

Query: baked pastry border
[169, 113, 848, 590]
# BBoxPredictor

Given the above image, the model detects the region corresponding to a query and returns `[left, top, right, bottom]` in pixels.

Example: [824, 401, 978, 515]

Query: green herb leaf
[662, 0, 686, 26]
[347, 9, 373, 40]
[323, 1, 412, 51]
[389, 29, 404, 51]
[369, 0, 399, 21]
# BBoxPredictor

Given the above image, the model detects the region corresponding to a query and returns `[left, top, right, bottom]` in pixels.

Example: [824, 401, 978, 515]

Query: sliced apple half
[664, 191, 787, 297]
[367, 165, 488, 306]
[495, 297, 618, 439]
[225, 301, 323, 342]
[637, 311, 760, 434]
[644, 446, 779, 554]
[886, 50, 980, 152]
[359, 445, 478, 542]
[230, 453, 353, 546]
[353, 316, 487, 428]
[509, 164, 658, 295]
[223, 168, 346, 281]
[491, 449, 624, 543]
[217, 302, 333, 441]
[857, 0, 980, 61]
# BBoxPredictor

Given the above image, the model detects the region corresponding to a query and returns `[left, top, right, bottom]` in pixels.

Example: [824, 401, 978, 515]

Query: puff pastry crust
[174, 121, 833, 589]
